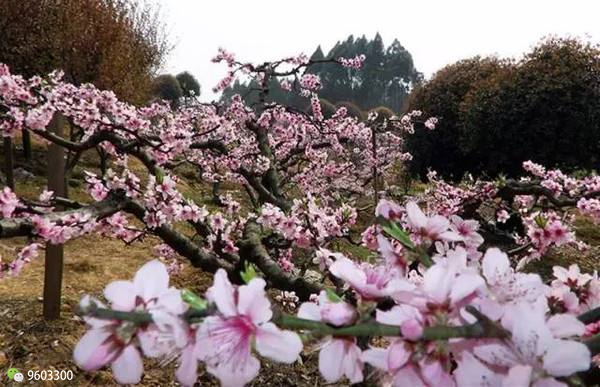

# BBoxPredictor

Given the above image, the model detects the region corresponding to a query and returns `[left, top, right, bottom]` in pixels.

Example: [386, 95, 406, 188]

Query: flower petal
[376, 305, 421, 326]
[175, 345, 198, 387]
[423, 262, 452, 303]
[474, 343, 519, 368]
[394, 365, 427, 386]
[420, 359, 455, 386]
[387, 340, 410, 370]
[133, 259, 169, 301]
[482, 248, 510, 284]
[439, 230, 463, 242]
[237, 277, 272, 323]
[206, 269, 237, 317]
[361, 347, 388, 371]
[342, 340, 363, 383]
[543, 340, 591, 377]
[151, 309, 190, 348]
[329, 257, 366, 286]
[377, 234, 398, 265]
[508, 300, 553, 359]
[111, 345, 144, 384]
[157, 288, 188, 315]
[546, 314, 585, 338]
[318, 338, 345, 383]
[455, 352, 502, 387]
[209, 355, 260, 387]
[502, 365, 532, 387]
[297, 302, 321, 321]
[73, 329, 114, 371]
[320, 300, 356, 326]
[194, 316, 220, 360]
[104, 280, 136, 311]
[137, 328, 162, 358]
[406, 201, 427, 229]
[255, 322, 302, 363]
[450, 273, 485, 304]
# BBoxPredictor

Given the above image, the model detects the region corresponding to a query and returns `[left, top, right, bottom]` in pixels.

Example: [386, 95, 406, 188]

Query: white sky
[158, 0, 600, 101]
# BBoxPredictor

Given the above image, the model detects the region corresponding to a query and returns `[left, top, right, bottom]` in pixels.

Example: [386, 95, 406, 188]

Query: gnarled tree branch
[239, 220, 322, 301]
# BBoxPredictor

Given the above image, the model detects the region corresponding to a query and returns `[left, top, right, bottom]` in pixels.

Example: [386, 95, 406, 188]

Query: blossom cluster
[548, 264, 600, 314]
[75, 260, 302, 386]
[72, 200, 598, 386]
[338, 54, 366, 69]
[258, 195, 357, 248]
[0, 186, 19, 217]
[299, 73, 322, 91]
[418, 161, 600, 267]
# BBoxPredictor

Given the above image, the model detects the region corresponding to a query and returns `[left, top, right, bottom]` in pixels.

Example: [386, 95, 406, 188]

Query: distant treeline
[221, 33, 421, 113]
[223, 35, 600, 182]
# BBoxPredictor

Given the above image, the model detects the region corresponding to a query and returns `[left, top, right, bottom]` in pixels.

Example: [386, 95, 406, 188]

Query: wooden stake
[43, 114, 66, 320]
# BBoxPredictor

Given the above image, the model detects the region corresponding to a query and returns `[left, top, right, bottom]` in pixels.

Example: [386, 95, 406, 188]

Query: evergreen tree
[221, 34, 419, 112]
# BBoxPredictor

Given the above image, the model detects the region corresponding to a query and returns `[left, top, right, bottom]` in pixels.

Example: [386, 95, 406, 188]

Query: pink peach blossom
[197, 269, 302, 386]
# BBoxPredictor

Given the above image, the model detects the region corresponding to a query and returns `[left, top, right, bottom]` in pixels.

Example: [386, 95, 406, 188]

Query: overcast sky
[158, 0, 600, 101]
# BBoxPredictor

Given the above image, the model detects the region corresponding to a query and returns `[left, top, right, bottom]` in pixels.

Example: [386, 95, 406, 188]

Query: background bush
[406, 37, 600, 179]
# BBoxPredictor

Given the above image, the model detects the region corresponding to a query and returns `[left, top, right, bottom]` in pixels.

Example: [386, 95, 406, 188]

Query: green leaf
[534, 214, 548, 228]
[240, 261, 259, 284]
[377, 216, 415, 250]
[181, 289, 207, 310]
[325, 288, 343, 303]
[155, 168, 165, 184]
